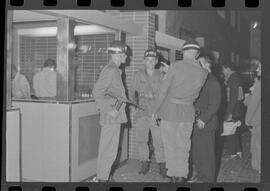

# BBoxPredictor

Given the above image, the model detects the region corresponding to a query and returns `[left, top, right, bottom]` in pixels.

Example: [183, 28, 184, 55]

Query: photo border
[2, 0, 269, 190]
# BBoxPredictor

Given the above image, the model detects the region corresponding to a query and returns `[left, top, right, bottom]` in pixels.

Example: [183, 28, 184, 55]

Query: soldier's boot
[177, 177, 187, 183]
[170, 176, 187, 183]
[188, 165, 198, 182]
[138, 161, 151, 175]
[159, 162, 167, 178]
[170, 176, 177, 183]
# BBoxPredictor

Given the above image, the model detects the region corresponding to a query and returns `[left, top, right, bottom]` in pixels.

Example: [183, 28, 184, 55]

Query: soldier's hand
[131, 106, 138, 113]
[108, 109, 119, 118]
[151, 113, 157, 124]
[196, 119, 205, 129]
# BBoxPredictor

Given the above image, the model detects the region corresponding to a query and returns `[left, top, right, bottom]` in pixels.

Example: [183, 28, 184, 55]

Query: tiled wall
[20, 36, 57, 89]
[19, 34, 115, 94]
[75, 34, 115, 93]
[119, 11, 156, 159]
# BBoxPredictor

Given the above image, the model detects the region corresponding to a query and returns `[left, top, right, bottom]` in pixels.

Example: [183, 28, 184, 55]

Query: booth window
[14, 22, 116, 100]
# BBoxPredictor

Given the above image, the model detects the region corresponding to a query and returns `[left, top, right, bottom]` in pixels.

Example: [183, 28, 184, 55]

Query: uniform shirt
[194, 73, 221, 131]
[92, 62, 127, 125]
[131, 69, 162, 118]
[153, 58, 208, 123]
[33, 68, 57, 98]
[12, 72, 31, 99]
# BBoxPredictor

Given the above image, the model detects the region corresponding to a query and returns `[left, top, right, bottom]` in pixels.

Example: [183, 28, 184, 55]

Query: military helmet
[108, 40, 128, 54]
[144, 49, 157, 58]
[182, 39, 200, 51]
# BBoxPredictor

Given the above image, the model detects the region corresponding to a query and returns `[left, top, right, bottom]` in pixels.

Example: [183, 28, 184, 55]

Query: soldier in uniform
[152, 40, 208, 183]
[131, 49, 166, 177]
[189, 53, 221, 183]
[92, 40, 128, 182]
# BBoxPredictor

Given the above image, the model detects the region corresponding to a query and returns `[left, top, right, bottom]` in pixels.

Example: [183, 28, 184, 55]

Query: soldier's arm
[199, 80, 221, 124]
[129, 71, 140, 104]
[92, 67, 115, 114]
[153, 66, 174, 114]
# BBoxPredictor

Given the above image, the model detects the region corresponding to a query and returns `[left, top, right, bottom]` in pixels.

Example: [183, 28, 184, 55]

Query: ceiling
[240, 11, 261, 22]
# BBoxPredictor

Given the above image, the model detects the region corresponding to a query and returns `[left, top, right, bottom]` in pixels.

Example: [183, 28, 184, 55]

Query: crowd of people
[92, 39, 261, 183]
[10, 38, 261, 183]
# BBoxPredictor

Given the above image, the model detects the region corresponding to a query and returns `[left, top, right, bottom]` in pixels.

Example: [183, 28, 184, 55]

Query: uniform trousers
[191, 128, 216, 182]
[135, 116, 165, 163]
[161, 120, 193, 178]
[97, 123, 121, 180]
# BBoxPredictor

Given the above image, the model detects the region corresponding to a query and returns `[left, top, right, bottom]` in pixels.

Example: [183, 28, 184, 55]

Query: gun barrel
[106, 91, 144, 110]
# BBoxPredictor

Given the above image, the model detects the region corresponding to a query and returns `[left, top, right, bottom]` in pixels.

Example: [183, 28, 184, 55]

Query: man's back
[33, 68, 57, 98]
[156, 58, 208, 123]
[169, 59, 207, 102]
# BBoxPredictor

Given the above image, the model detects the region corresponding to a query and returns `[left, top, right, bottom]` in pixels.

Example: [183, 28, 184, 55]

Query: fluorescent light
[18, 27, 57, 37]
[18, 25, 115, 37]
[74, 25, 115, 35]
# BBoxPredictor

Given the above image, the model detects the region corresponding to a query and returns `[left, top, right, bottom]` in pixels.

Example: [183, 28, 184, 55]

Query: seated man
[33, 59, 57, 99]
[11, 64, 31, 99]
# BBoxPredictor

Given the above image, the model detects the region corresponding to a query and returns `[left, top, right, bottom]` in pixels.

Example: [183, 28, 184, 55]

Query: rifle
[106, 91, 144, 111]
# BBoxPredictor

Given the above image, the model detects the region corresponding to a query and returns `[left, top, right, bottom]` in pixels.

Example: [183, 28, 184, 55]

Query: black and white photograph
[5, 10, 261, 183]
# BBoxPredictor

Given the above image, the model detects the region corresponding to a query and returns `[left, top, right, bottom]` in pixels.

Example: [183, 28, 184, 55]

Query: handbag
[221, 120, 242, 136]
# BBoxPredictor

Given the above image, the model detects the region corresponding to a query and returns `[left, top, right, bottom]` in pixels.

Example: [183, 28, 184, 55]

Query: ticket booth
[6, 10, 143, 182]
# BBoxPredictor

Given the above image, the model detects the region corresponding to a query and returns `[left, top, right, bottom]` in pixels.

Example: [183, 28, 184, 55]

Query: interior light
[252, 21, 259, 29]
[17, 25, 115, 37]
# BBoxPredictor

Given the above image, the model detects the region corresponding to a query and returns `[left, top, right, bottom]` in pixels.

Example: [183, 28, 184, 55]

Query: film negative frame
[2, 0, 270, 190]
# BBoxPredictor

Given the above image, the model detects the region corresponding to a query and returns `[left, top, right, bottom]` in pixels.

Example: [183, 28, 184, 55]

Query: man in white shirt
[11, 65, 31, 99]
[33, 59, 57, 99]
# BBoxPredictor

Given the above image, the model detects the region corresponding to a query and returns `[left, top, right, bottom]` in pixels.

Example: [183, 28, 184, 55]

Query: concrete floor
[86, 130, 260, 183]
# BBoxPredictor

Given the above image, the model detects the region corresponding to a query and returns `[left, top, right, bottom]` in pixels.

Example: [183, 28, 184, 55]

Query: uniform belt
[170, 98, 192, 105]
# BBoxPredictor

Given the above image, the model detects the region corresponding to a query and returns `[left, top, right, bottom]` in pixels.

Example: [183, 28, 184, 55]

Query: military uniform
[92, 41, 127, 181]
[191, 73, 221, 182]
[131, 68, 165, 164]
[153, 57, 207, 179]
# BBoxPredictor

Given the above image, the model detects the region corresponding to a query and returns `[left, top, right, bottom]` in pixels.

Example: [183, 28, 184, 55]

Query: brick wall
[19, 34, 115, 94]
[119, 11, 156, 159]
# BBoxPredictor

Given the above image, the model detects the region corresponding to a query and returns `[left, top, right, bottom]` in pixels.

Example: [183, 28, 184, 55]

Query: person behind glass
[11, 64, 31, 99]
[222, 62, 245, 159]
[33, 58, 57, 99]
[92, 40, 128, 182]
[152, 39, 208, 183]
[189, 53, 221, 183]
[130, 49, 166, 178]
[244, 58, 261, 173]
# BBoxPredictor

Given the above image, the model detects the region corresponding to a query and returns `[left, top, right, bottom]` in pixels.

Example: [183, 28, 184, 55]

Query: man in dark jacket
[189, 53, 221, 182]
[222, 63, 244, 159]
[152, 40, 208, 183]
